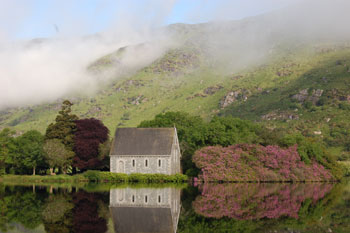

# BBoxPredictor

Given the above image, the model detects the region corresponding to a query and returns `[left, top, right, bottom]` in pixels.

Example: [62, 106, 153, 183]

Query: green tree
[206, 116, 259, 146]
[45, 100, 78, 150]
[43, 139, 74, 174]
[16, 130, 45, 175]
[0, 128, 15, 175]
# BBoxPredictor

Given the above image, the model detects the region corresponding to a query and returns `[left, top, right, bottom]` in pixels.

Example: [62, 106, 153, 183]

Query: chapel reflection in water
[110, 187, 181, 233]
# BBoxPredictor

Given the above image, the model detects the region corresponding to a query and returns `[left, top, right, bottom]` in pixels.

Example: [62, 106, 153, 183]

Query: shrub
[81, 171, 188, 183]
[193, 144, 337, 182]
[338, 162, 350, 177]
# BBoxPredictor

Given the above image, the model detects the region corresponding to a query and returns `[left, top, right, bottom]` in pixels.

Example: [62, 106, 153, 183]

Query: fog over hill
[1, 0, 350, 110]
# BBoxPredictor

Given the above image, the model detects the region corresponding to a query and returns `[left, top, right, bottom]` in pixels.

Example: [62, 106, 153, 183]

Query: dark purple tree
[73, 118, 109, 170]
[72, 191, 108, 233]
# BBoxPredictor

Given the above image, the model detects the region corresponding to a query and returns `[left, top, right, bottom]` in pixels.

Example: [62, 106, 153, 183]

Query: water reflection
[109, 187, 181, 233]
[193, 183, 334, 220]
[0, 182, 349, 233]
[0, 185, 109, 233]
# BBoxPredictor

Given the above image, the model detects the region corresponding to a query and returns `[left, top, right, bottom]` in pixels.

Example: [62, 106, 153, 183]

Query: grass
[0, 170, 188, 184]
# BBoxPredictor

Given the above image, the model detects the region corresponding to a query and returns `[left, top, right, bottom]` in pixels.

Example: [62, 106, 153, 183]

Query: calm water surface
[0, 180, 349, 233]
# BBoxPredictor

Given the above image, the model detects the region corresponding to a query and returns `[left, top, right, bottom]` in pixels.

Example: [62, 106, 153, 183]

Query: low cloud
[1, 0, 350, 110]
[0, 0, 176, 110]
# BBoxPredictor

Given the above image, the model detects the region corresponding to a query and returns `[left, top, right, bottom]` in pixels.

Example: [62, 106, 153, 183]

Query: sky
[1, 0, 298, 41]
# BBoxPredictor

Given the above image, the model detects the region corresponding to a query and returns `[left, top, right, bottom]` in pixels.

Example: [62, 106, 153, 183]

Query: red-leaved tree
[73, 118, 109, 170]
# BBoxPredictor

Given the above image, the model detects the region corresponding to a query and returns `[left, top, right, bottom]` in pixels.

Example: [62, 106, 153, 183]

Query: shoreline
[0, 171, 188, 184]
[0, 173, 344, 185]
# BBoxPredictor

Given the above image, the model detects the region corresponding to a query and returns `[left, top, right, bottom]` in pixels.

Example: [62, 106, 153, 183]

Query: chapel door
[118, 160, 125, 173]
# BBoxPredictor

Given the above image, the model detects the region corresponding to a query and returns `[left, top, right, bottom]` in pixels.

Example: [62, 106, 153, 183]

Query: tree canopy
[45, 100, 78, 150]
[0, 128, 15, 175]
[73, 118, 109, 171]
[15, 130, 45, 175]
[43, 139, 74, 174]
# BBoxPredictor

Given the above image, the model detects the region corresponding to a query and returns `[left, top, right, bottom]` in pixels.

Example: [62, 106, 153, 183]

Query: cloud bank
[0, 0, 177, 109]
[1, 0, 350, 110]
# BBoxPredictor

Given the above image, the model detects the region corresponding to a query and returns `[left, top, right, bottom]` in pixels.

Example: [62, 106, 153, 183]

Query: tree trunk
[50, 168, 54, 175]
[33, 166, 36, 176]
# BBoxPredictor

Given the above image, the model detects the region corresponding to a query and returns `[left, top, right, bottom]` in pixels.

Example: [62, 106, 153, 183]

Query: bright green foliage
[0, 128, 15, 175]
[43, 139, 74, 174]
[45, 100, 78, 150]
[82, 170, 188, 183]
[339, 162, 350, 176]
[206, 116, 259, 146]
[278, 134, 344, 180]
[15, 130, 45, 175]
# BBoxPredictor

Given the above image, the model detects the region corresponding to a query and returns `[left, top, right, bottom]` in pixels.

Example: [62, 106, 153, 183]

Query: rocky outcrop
[220, 89, 250, 109]
[128, 95, 147, 105]
[276, 69, 293, 77]
[203, 85, 223, 95]
[261, 111, 299, 121]
[187, 85, 223, 100]
[292, 89, 309, 102]
[220, 91, 240, 108]
[309, 89, 324, 104]
[292, 88, 324, 104]
[114, 80, 147, 93]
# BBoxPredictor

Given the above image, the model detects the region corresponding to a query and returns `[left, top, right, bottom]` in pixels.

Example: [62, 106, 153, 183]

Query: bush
[338, 162, 350, 177]
[193, 144, 337, 182]
[81, 170, 188, 183]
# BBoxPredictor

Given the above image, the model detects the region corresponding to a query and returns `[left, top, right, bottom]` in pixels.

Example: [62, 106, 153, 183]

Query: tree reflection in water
[193, 183, 334, 220]
[72, 191, 108, 233]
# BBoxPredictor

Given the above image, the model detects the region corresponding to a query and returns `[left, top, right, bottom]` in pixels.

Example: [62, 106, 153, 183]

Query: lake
[0, 180, 349, 233]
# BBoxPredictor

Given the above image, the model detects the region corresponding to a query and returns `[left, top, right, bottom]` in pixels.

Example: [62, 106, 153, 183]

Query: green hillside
[1, 19, 350, 160]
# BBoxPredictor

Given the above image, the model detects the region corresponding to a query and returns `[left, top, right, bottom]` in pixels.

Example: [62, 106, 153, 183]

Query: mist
[197, 0, 350, 72]
[1, 0, 350, 110]
[0, 0, 177, 110]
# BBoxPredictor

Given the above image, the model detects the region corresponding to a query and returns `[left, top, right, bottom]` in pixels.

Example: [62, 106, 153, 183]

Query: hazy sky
[3, 0, 298, 40]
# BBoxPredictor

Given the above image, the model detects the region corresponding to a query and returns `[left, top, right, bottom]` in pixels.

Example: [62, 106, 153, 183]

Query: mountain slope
[1, 5, 350, 159]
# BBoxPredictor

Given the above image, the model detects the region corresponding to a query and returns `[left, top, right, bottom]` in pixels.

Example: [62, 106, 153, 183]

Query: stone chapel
[110, 128, 181, 174]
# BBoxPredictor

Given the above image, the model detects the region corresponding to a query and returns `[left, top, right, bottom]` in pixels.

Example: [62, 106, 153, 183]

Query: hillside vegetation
[1, 20, 350, 162]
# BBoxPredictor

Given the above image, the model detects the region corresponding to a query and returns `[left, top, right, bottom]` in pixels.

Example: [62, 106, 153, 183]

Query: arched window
[145, 159, 148, 167]
[145, 195, 148, 203]
[158, 195, 161, 203]
[158, 159, 161, 167]
[132, 195, 135, 203]
[132, 159, 135, 167]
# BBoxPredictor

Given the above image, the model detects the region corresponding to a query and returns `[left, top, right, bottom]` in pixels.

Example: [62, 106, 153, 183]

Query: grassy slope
[0, 23, 350, 160]
[221, 43, 350, 158]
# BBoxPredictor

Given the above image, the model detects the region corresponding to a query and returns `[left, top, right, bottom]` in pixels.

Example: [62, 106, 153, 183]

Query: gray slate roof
[111, 128, 175, 156]
[110, 207, 174, 233]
